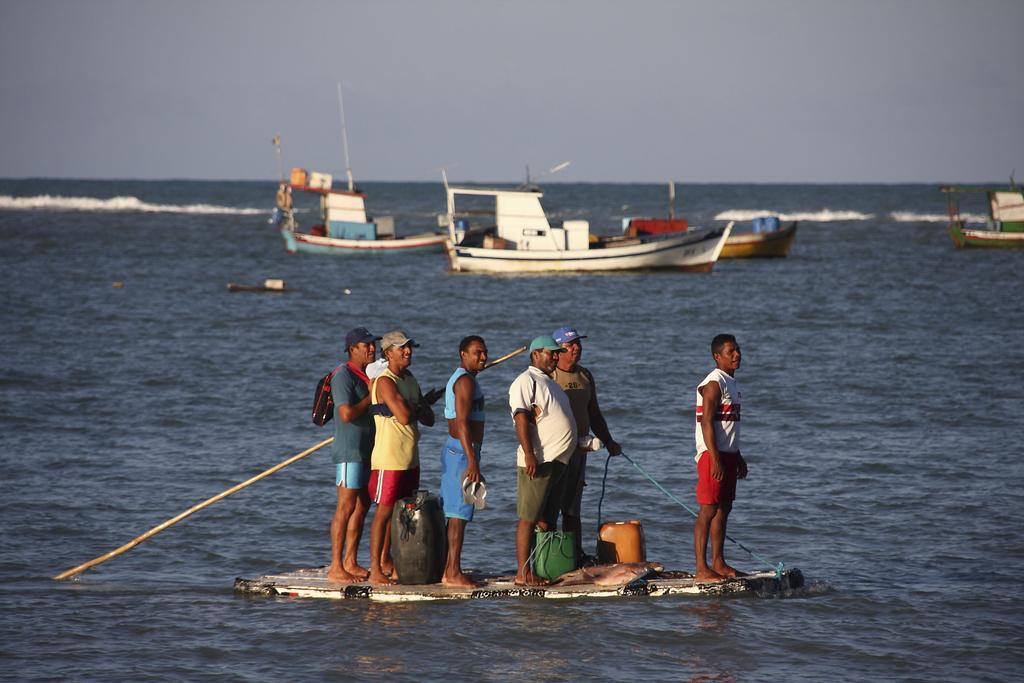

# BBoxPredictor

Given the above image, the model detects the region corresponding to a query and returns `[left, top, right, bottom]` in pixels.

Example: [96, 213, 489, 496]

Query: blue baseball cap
[345, 326, 381, 349]
[552, 326, 587, 344]
[528, 335, 564, 353]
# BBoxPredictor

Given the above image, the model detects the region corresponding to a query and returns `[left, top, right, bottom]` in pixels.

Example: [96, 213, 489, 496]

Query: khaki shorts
[516, 460, 567, 524]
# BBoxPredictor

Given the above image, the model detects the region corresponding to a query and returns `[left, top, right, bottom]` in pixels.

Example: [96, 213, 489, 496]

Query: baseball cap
[528, 335, 564, 353]
[345, 326, 381, 349]
[552, 326, 587, 344]
[380, 330, 419, 353]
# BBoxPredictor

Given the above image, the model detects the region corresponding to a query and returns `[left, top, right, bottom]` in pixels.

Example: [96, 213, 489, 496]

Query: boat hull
[720, 222, 798, 258]
[447, 224, 732, 273]
[949, 222, 1024, 249]
[282, 228, 448, 255]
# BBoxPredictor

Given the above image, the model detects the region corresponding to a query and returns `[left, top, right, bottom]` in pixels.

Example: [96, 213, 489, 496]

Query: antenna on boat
[272, 134, 283, 182]
[521, 160, 571, 190]
[669, 179, 676, 220]
[336, 82, 355, 192]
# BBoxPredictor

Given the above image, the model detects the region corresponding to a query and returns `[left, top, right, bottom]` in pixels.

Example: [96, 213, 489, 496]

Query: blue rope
[616, 452, 784, 577]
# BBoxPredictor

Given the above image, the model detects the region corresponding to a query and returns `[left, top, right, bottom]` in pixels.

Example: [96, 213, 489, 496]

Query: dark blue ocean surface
[1, 180, 1021, 680]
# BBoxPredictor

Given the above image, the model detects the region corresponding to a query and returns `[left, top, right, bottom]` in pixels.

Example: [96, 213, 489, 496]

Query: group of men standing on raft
[326, 325, 748, 587]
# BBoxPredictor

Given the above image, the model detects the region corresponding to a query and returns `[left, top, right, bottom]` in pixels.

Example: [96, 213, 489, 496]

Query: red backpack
[311, 366, 343, 426]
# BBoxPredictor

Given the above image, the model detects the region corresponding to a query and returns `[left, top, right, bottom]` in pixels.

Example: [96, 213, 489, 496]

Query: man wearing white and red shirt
[693, 334, 749, 582]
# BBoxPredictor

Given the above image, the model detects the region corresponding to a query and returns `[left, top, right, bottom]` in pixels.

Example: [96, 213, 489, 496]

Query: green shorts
[517, 460, 567, 524]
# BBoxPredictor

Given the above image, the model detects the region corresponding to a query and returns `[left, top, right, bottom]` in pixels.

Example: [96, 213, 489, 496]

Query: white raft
[234, 566, 804, 602]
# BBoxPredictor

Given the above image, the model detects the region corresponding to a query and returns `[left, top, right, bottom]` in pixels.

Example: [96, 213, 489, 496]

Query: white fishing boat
[442, 183, 732, 274]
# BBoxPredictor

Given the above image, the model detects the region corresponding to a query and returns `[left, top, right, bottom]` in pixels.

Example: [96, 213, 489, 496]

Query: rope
[616, 452, 785, 577]
[596, 451, 612, 532]
[521, 527, 556, 577]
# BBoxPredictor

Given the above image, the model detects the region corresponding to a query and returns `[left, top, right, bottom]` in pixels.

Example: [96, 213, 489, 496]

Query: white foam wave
[714, 209, 875, 222]
[890, 211, 987, 223]
[0, 194, 265, 215]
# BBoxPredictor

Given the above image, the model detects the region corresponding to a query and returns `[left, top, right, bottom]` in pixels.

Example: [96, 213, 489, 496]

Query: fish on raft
[552, 562, 665, 587]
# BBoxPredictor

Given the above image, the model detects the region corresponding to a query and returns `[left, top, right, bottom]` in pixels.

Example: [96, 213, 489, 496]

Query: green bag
[533, 530, 578, 580]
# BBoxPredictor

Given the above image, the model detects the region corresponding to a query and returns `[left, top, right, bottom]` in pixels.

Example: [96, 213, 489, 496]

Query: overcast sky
[1, 0, 1021, 183]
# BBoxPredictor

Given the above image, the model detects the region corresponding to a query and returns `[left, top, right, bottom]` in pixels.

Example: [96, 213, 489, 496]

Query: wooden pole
[484, 345, 527, 369]
[52, 437, 335, 581]
[54, 344, 528, 582]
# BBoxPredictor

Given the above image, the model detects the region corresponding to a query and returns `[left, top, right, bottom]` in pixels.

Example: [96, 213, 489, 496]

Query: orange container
[597, 520, 646, 563]
[290, 167, 308, 187]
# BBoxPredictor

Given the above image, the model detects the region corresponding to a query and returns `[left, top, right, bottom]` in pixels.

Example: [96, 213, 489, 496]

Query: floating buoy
[112, 281, 124, 289]
[227, 279, 291, 294]
[343, 288, 352, 295]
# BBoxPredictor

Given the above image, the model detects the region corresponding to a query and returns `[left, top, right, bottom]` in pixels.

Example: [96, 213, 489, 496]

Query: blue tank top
[444, 367, 486, 421]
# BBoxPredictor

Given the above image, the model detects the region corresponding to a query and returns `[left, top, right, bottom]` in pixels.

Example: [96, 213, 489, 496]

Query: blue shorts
[440, 436, 481, 521]
[335, 461, 370, 489]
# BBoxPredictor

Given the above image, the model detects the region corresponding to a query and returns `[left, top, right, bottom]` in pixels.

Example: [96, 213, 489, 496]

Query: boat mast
[669, 179, 676, 220]
[336, 82, 354, 192]
[272, 134, 283, 182]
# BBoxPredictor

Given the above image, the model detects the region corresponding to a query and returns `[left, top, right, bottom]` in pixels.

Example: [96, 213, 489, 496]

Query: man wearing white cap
[508, 335, 577, 586]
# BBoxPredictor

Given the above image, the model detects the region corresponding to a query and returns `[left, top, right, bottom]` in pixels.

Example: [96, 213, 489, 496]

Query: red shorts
[696, 451, 739, 505]
[369, 468, 420, 507]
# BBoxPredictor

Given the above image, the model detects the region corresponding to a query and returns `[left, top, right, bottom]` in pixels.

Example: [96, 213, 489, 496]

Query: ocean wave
[889, 211, 988, 223]
[0, 194, 266, 215]
[714, 209, 875, 222]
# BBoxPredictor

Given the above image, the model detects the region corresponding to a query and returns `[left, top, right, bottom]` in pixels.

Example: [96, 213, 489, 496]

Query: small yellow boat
[720, 220, 798, 259]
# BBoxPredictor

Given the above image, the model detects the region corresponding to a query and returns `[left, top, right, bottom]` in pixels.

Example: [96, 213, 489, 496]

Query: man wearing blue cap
[327, 326, 381, 583]
[508, 335, 577, 586]
[551, 325, 622, 562]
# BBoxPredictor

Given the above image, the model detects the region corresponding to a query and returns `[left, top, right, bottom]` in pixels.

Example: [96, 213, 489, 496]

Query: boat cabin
[942, 185, 1024, 233]
[445, 185, 590, 251]
[289, 182, 394, 241]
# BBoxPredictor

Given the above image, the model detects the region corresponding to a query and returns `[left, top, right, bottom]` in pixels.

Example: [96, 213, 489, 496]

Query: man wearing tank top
[439, 335, 488, 588]
[550, 325, 621, 562]
[366, 330, 442, 586]
[694, 334, 749, 582]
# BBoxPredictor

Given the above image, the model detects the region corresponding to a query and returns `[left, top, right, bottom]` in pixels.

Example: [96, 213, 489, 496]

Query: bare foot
[344, 563, 370, 580]
[381, 561, 396, 579]
[514, 572, 549, 587]
[368, 570, 396, 586]
[695, 568, 726, 582]
[327, 566, 358, 584]
[712, 563, 745, 578]
[442, 572, 482, 588]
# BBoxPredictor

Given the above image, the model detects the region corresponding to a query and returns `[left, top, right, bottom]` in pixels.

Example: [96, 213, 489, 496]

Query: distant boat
[942, 184, 1024, 249]
[622, 215, 796, 259]
[622, 182, 794, 259]
[718, 217, 798, 259]
[273, 83, 447, 256]
[443, 183, 731, 274]
[278, 172, 447, 255]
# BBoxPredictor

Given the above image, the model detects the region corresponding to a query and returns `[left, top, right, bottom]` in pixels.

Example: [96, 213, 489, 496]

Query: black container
[390, 490, 447, 585]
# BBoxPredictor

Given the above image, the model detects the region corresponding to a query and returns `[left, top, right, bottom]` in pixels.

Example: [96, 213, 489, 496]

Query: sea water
[1, 180, 1021, 680]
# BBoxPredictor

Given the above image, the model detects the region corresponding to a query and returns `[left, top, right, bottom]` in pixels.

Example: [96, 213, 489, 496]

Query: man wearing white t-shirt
[694, 334, 749, 582]
[508, 335, 577, 586]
